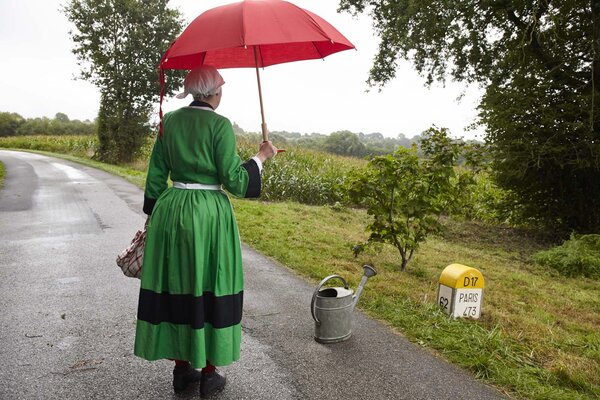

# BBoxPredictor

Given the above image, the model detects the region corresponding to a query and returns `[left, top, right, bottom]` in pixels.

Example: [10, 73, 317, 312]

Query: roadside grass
[233, 200, 600, 399]
[2, 140, 599, 399]
[0, 160, 5, 188]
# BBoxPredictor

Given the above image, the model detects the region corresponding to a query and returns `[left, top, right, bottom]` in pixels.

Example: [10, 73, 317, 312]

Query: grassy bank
[2, 140, 599, 399]
[234, 200, 599, 399]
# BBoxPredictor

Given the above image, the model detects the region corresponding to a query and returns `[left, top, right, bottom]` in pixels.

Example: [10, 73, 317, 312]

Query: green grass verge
[3, 148, 599, 399]
[233, 201, 600, 399]
[0, 160, 5, 189]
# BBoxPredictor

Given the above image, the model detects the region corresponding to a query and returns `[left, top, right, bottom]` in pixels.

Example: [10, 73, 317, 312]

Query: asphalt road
[0, 150, 506, 400]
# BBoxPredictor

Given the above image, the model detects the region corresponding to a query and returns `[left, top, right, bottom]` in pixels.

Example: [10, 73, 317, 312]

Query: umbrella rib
[241, 0, 247, 46]
[257, 45, 265, 68]
[311, 41, 325, 60]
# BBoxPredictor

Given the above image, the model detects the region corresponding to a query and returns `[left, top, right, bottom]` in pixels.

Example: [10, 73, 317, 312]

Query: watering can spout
[352, 265, 377, 311]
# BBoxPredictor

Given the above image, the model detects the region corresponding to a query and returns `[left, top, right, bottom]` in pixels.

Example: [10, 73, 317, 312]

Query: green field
[1, 135, 599, 399]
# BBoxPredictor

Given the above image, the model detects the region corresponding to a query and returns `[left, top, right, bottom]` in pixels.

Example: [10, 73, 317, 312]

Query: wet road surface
[0, 150, 505, 399]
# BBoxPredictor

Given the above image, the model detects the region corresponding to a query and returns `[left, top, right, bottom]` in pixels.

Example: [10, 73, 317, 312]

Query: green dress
[134, 104, 260, 368]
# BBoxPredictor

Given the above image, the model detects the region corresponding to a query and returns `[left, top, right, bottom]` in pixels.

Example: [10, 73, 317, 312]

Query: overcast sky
[0, 0, 484, 140]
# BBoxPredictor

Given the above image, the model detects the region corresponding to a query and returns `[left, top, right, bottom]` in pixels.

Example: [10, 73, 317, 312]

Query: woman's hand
[256, 140, 278, 163]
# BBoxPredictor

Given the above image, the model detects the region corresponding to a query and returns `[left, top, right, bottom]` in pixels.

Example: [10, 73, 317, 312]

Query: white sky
[0, 0, 484, 140]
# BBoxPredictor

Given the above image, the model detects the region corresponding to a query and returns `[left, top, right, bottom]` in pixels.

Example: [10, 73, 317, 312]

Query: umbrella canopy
[159, 0, 355, 139]
[161, 0, 355, 69]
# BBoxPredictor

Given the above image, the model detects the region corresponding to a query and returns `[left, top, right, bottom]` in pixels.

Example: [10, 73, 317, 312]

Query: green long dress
[134, 104, 259, 368]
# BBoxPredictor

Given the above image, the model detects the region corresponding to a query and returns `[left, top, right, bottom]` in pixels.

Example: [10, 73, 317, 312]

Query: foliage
[482, 65, 600, 233]
[339, 0, 600, 233]
[0, 112, 25, 136]
[95, 98, 151, 162]
[360, 132, 414, 155]
[0, 112, 96, 136]
[348, 127, 473, 270]
[534, 234, 600, 279]
[0, 135, 98, 158]
[268, 129, 418, 157]
[324, 130, 367, 157]
[63, 0, 184, 163]
[236, 133, 365, 205]
[453, 171, 523, 224]
[446, 142, 530, 225]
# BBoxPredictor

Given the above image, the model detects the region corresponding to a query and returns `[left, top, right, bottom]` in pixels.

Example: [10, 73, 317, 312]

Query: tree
[17, 117, 51, 136]
[63, 0, 183, 163]
[339, 0, 600, 232]
[0, 112, 25, 136]
[348, 127, 470, 271]
[55, 112, 70, 123]
[324, 130, 367, 157]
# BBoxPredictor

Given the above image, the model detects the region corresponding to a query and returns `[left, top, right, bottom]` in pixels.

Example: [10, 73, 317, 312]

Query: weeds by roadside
[0, 160, 5, 188]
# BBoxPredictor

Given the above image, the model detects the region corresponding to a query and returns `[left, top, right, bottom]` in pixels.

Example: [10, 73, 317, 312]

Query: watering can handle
[310, 275, 349, 324]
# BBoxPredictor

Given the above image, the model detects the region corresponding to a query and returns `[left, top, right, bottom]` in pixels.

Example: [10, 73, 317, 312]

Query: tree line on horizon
[0, 111, 96, 137]
[233, 123, 431, 157]
[0, 109, 430, 158]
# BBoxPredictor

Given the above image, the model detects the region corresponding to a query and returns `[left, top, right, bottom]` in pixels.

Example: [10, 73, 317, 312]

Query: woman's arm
[143, 135, 170, 215]
[213, 118, 261, 198]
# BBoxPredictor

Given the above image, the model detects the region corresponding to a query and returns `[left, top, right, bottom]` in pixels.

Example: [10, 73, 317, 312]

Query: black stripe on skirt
[137, 289, 243, 329]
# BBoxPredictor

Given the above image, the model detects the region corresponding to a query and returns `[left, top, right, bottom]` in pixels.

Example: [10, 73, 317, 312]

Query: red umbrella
[159, 0, 355, 140]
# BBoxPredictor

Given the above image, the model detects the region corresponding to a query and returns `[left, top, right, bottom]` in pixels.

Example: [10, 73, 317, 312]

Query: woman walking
[134, 65, 277, 397]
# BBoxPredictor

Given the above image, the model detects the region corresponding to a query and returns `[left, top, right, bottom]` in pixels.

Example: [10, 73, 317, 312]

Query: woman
[134, 65, 277, 397]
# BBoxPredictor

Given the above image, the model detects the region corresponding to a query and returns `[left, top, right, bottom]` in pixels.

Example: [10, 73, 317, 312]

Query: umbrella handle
[261, 122, 268, 142]
[254, 46, 269, 142]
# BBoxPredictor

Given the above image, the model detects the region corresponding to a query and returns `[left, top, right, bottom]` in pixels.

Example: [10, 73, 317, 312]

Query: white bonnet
[176, 65, 225, 99]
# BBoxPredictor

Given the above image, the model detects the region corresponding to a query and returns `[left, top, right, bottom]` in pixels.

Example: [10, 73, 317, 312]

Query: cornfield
[1, 134, 366, 206]
[0, 135, 98, 158]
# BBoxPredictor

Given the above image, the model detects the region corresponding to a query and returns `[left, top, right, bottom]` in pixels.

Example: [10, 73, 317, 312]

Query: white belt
[173, 181, 222, 190]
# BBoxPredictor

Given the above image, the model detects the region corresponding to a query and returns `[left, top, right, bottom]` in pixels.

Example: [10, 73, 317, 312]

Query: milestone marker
[437, 264, 485, 319]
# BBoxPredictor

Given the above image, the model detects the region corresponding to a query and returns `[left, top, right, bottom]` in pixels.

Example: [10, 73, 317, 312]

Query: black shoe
[200, 370, 226, 398]
[173, 364, 202, 393]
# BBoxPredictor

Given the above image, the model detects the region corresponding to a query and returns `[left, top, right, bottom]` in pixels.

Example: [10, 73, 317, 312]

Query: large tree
[0, 112, 25, 137]
[340, 0, 600, 232]
[64, 0, 183, 163]
[324, 130, 367, 157]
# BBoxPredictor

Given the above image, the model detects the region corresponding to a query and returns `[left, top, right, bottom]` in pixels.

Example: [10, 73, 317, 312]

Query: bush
[534, 234, 600, 279]
[347, 127, 474, 271]
[454, 171, 530, 225]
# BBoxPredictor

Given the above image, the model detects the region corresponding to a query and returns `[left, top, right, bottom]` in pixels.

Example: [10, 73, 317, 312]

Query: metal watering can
[310, 265, 377, 343]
